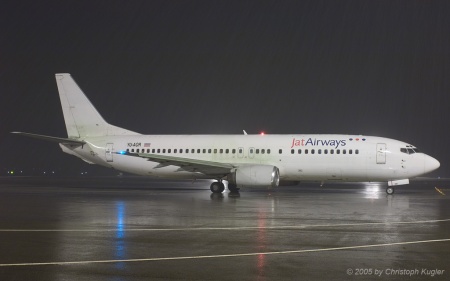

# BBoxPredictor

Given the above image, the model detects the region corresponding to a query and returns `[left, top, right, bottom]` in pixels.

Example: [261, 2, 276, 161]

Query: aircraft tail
[55, 73, 140, 138]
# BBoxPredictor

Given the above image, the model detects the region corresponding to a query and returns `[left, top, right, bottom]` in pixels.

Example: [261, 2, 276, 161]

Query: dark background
[1, 0, 448, 176]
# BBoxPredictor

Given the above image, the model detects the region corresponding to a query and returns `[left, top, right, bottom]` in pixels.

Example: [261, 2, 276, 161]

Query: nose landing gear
[386, 187, 395, 195]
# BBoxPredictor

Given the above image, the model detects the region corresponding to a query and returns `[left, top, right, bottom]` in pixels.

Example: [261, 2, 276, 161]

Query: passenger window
[249, 149, 253, 154]
[343, 150, 346, 154]
[203, 149, 206, 153]
[318, 149, 322, 154]
[157, 149, 160, 153]
[311, 149, 315, 154]
[298, 149, 302, 154]
[291, 149, 295, 154]
[168, 149, 171, 153]
[174, 149, 177, 153]
[226, 149, 229, 154]
[232, 149, 236, 154]
[214, 149, 217, 154]
[131, 149, 135, 152]
[355, 149, 359, 154]
[126, 149, 129, 152]
[267, 149, 271, 154]
[179, 149, 183, 153]
[330, 149, 334, 154]
[186, 149, 189, 154]
[279, 149, 283, 154]
[261, 149, 265, 154]
[191, 149, 195, 153]
[305, 149, 308, 154]
[336, 149, 340, 154]
[256, 149, 260, 154]
[152, 149, 155, 153]
[219, 149, 223, 153]
[238, 148, 242, 154]
[349, 149, 353, 154]
[208, 149, 212, 153]
[163, 149, 166, 153]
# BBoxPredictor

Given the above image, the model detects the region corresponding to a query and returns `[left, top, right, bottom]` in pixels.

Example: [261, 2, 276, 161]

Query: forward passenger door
[376, 143, 386, 164]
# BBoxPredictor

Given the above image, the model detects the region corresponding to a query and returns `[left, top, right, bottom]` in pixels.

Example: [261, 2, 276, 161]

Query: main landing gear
[228, 183, 240, 193]
[210, 181, 225, 193]
[386, 187, 395, 195]
[210, 181, 241, 193]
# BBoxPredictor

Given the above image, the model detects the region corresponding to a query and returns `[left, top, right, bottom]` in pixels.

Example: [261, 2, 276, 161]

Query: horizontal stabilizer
[11, 132, 86, 146]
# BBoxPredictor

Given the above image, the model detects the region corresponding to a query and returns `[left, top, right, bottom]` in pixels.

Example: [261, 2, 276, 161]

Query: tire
[210, 182, 224, 193]
[228, 184, 240, 193]
[386, 187, 395, 195]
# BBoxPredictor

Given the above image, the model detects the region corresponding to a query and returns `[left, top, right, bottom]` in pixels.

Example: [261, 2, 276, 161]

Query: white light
[364, 183, 381, 199]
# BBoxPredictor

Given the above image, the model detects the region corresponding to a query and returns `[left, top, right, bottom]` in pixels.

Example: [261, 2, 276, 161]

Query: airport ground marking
[0, 238, 449, 267]
[435, 187, 446, 196]
[0, 218, 449, 232]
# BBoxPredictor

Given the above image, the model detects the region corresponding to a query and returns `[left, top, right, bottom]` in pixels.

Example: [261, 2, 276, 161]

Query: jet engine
[227, 165, 280, 187]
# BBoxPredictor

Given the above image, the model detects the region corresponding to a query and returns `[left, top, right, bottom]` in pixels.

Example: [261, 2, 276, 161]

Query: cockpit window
[400, 147, 420, 154]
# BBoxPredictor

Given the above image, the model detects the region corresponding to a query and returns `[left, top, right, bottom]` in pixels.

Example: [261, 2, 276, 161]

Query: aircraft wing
[122, 152, 235, 176]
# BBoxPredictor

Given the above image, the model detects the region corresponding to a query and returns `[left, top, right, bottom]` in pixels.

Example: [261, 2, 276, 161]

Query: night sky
[1, 0, 449, 177]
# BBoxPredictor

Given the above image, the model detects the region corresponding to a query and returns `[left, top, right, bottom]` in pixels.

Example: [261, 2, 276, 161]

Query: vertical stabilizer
[55, 74, 140, 138]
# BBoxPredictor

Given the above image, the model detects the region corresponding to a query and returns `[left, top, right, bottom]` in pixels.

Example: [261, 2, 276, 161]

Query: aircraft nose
[424, 155, 440, 173]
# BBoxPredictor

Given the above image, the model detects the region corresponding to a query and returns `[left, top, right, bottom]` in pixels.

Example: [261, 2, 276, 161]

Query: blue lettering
[305, 138, 314, 146]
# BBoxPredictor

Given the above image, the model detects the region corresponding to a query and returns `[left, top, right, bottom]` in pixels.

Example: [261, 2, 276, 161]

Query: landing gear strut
[210, 181, 225, 193]
[386, 187, 395, 195]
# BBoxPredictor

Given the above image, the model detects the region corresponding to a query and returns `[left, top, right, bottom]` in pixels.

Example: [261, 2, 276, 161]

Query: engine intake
[227, 165, 280, 187]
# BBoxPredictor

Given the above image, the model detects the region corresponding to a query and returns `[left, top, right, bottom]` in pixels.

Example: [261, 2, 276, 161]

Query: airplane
[12, 74, 440, 195]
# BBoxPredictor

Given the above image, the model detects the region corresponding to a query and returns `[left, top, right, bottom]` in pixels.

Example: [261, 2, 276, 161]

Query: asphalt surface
[0, 177, 449, 281]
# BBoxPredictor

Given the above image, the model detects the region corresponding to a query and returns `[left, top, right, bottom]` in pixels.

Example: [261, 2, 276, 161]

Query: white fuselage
[60, 134, 439, 183]
[14, 74, 441, 194]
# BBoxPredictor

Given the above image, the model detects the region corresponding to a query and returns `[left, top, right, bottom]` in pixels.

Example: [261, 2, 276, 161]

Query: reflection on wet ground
[0, 177, 449, 280]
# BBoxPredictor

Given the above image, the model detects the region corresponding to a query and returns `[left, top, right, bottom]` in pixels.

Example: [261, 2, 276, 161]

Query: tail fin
[55, 73, 140, 138]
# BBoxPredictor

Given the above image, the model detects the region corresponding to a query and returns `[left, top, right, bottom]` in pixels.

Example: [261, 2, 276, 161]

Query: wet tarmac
[0, 177, 449, 281]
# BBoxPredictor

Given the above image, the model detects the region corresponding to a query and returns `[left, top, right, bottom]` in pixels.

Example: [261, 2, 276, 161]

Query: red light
[260, 132, 265, 136]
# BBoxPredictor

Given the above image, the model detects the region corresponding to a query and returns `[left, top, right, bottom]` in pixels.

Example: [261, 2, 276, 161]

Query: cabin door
[376, 143, 386, 164]
[106, 143, 114, 162]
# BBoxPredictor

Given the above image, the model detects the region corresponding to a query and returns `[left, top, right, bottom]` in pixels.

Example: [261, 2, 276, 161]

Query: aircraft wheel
[228, 184, 240, 193]
[386, 187, 395, 195]
[210, 182, 224, 193]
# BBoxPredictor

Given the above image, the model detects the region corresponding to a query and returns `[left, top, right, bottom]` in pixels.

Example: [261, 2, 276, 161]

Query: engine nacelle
[227, 165, 280, 187]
